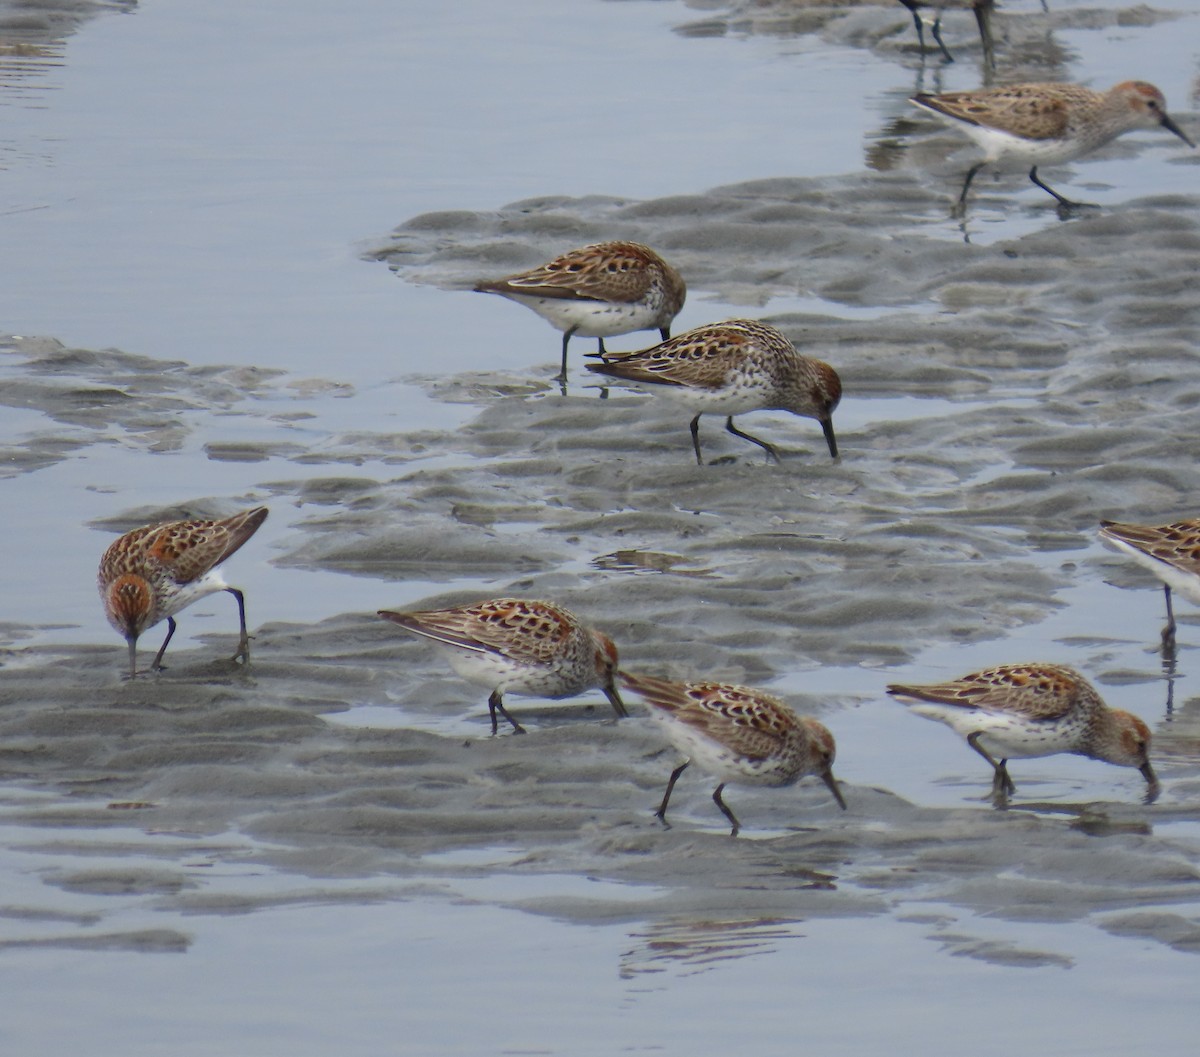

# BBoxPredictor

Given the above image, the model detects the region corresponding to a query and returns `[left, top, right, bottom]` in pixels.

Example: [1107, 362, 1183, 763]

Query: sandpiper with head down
[888, 662, 1157, 804]
[621, 671, 846, 836]
[378, 598, 626, 734]
[911, 80, 1195, 213]
[474, 241, 686, 382]
[98, 506, 268, 678]
[586, 319, 841, 466]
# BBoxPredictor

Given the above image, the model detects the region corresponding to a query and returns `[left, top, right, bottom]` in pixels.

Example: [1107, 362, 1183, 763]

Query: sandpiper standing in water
[378, 598, 626, 734]
[474, 241, 686, 382]
[586, 319, 841, 466]
[621, 671, 846, 836]
[910, 80, 1194, 213]
[98, 506, 269, 678]
[1100, 517, 1200, 653]
[888, 662, 1158, 804]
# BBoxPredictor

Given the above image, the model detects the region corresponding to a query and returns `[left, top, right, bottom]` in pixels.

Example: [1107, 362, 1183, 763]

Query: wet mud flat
[3, 626, 1200, 966]
[5, 165, 1200, 964]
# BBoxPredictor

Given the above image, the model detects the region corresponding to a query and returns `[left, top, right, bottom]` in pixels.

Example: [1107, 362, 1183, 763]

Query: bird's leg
[689, 415, 704, 466]
[126, 636, 139, 680]
[151, 616, 177, 672]
[712, 783, 741, 837]
[555, 326, 578, 383]
[725, 416, 781, 464]
[488, 690, 526, 736]
[953, 161, 985, 217]
[967, 731, 1015, 800]
[656, 759, 690, 825]
[973, 1, 995, 70]
[1161, 584, 1177, 654]
[929, 14, 955, 64]
[1029, 166, 1093, 211]
[227, 586, 251, 664]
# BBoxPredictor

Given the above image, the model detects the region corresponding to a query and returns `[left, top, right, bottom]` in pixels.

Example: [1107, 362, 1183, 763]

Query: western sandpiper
[895, 0, 995, 67]
[911, 80, 1195, 212]
[1100, 517, 1200, 652]
[621, 671, 846, 836]
[98, 506, 268, 678]
[585, 319, 841, 466]
[888, 662, 1157, 803]
[378, 598, 626, 734]
[474, 241, 686, 381]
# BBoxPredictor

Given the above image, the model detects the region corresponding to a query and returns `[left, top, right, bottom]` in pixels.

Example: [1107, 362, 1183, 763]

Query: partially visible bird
[1100, 517, 1200, 652]
[98, 506, 268, 678]
[895, 0, 995, 67]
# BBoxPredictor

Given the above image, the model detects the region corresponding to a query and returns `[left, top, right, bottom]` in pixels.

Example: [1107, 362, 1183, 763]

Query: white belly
[502, 293, 662, 339]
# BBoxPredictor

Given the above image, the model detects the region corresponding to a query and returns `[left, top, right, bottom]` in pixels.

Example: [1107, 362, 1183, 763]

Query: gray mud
[6, 158, 1200, 964]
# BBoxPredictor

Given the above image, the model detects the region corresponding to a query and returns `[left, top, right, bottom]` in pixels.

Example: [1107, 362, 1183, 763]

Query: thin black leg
[956, 161, 985, 213]
[725, 416, 780, 463]
[973, 1, 995, 70]
[712, 783, 741, 837]
[1162, 584, 1177, 653]
[656, 760, 690, 824]
[227, 586, 250, 663]
[151, 616, 177, 671]
[967, 731, 1015, 800]
[908, 8, 927, 54]
[689, 415, 704, 466]
[488, 690, 525, 735]
[557, 327, 578, 382]
[929, 15, 955, 63]
[658, 326, 671, 341]
[1029, 166, 1089, 209]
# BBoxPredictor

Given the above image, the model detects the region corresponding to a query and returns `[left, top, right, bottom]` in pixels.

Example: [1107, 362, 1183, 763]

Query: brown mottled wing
[100, 507, 267, 586]
[586, 325, 753, 390]
[623, 672, 792, 761]
[888, 663, 1083, 721]
[1100, 518, 1200, 575]
[476, 242, 656, 304]
[917, 84, 1075, 141]
[380, 598, 573, 663]
[143, 508, 267, 585]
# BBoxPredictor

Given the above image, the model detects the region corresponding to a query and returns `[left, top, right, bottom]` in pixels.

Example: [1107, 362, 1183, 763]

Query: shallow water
[4, 0, 1200, 1054]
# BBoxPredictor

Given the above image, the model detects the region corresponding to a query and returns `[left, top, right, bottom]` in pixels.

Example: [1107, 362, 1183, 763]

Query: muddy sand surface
[5, 163, 1200, 965]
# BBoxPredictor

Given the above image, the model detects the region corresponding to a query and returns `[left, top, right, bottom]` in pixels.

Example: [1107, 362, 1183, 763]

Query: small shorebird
[895, 0, 995, 67]
[98, 506, 268, 678]
[585, 319, 841, 466]
[1100, 517, 1200, 652]
[910, 80, 1195, 212]
[474, 241, 686, 381]
[621, 671, 846, 836]
[378, 598, 626, 734]
[888, 663, 1158, 803]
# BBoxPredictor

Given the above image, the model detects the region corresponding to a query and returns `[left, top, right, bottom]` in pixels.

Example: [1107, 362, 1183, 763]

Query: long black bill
[1162, 114, 1196, 148]
[822, 769, 848, 811]
[821, 417, 839, 459]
